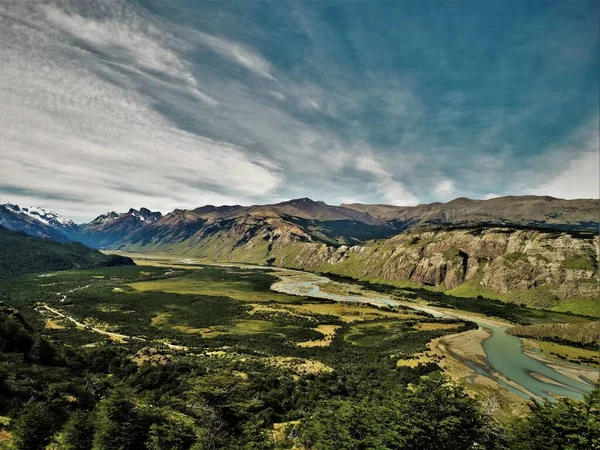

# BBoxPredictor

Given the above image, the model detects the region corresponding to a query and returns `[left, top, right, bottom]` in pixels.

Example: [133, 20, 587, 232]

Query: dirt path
[38, 304, 131, 342]
[37, 288, 191, 350]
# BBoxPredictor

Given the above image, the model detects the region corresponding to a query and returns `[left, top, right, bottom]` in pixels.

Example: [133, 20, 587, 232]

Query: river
[269, 269, 596, 402]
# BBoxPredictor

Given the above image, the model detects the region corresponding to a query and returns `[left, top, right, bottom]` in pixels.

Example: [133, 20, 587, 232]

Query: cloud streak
[0, 0, 598, 220]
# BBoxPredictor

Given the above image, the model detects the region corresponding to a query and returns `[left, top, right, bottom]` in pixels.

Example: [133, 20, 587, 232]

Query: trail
[37, 293, 185, 350]
[38, 304, 131, 342]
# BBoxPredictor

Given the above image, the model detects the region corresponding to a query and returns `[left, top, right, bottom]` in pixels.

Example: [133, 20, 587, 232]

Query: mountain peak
[1, 203, 75, 228]
[127, 207, 162, 224]
[288, 197, 316, 204]
[91, 211, 121, 225]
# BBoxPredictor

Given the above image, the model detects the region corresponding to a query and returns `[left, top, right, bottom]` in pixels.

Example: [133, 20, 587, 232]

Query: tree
[145, 416, 196, 450]
[296, 374, 491, 450]
[92, 389, 153, 450]
[508, 383, 600, 450]
[12, 402, 55, 450]
[61, 410, 95, 450]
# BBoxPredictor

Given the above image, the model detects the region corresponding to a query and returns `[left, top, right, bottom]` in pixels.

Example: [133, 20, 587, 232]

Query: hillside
[342, 196, 600, 232]
[506, 322, 600, 348]
[2, 196, 599, 315]
[0, 226, 134, 277]
[118, 220, 599, 316]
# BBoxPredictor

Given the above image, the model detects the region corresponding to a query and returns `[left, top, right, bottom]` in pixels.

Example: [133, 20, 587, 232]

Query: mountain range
[1, 196, 598, 315]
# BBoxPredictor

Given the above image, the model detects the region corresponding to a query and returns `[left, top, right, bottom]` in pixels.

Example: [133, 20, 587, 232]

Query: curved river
[269, 270, 596, 402]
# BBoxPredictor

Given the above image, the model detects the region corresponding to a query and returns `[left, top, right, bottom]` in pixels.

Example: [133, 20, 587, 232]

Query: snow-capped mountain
[3, 204, 77, 230]
[0, 203, 76, 242]
[0, 203, 163, 247]
[128, 208, 162, 224]
[89, 208, 162, 227]
[75, 208, 163, 248]
[90, 211, 121, 226]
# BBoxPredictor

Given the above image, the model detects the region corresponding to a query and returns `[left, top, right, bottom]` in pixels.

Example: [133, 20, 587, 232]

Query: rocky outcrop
[290, 228, 598, 304]
[154, 224, 597, 312]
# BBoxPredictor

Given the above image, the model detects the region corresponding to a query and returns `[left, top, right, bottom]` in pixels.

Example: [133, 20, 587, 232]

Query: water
[272, 270, 596, 402]
[478, 323, 593, 401]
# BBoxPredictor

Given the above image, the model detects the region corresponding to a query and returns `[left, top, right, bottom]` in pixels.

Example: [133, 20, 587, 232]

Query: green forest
[0, 262, 598, 449]
[0, 227, 134, 278]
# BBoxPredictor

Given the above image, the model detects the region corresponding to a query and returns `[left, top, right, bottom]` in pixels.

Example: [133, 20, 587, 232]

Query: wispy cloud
[355, 156, 418, 205]
[0, 1, 280, 217]
[191, 29, 276, 80]
[0, 0, 598, 220]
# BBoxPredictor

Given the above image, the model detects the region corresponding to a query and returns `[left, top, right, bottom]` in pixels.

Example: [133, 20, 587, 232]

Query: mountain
[342, 196, 600, 232]
[2, 196, 598, 315]
[117, 211, 599, 316]
[76, 207, 162, 248]
[0, 203, 76, 242]
[108, 196, 598, 317]
[4, 196, 598, 248]
[0, 226, 134, 277]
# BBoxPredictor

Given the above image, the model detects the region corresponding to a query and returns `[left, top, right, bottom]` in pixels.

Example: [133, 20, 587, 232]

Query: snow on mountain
[91, 211, 122, 225]
[2, 203, 76, 229]
[128, 208, 162, 224]
[90, 208, 162, 226]
[0, 203, 73, 242]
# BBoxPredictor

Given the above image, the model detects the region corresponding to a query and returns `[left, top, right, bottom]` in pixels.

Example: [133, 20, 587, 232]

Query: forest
[0, 263, 598, 449]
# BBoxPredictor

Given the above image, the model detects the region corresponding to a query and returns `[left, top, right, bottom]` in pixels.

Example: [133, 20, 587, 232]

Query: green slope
[0, 226, 134, 277]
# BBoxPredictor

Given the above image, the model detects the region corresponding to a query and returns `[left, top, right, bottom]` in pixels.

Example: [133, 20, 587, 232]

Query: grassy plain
[0, 260, 467, 375]
[524, 340, 600, 368]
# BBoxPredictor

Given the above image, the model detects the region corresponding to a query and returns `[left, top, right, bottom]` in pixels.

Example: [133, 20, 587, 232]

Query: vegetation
[507, 322, 600, 350]
[321, 273, 592, 326]
[562, 252, 597, 271]
[0, 260, 598, 449]
[0, 226, 134, 277]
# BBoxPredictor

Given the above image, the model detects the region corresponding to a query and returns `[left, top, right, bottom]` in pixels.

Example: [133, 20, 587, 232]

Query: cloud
[527, 150, 599, 199]
[483, 193, 501, 200]
[1, 1, 598, 219]
[0, 2, 281, 218]
[191, 29, 275, 80]
[355, 156, 419, 205]
[523, 117, 600, 200]
[434, 179, 455, 198]
[41, 3, 217, 105]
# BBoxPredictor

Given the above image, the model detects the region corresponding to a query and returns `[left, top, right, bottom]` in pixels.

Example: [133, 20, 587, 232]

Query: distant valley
[2, 196, 599, 316]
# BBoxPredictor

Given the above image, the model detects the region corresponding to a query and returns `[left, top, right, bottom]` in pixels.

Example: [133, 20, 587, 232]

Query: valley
[124, 255, 599, 404]
[1, 196, 598, 448]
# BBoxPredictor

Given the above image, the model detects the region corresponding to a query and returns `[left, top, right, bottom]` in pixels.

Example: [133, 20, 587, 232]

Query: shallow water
[272, 271, 596, 402]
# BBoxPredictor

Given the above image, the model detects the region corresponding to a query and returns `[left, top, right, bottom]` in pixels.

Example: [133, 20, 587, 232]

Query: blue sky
[1, 0, 598, 221]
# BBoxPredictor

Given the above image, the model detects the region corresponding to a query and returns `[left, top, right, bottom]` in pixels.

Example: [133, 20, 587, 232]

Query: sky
[1, 0, 599, 222]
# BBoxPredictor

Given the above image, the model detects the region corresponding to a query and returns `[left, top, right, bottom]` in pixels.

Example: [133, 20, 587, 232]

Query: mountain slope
[0, 226, 135, 277]
[84, 196, 600, 252]
[342, 196, 600, 232]
[0, 204, 76, 242]
[118, 218, 599, 316]
[76, 208, 162, 247]
[1, 196, 598, 315]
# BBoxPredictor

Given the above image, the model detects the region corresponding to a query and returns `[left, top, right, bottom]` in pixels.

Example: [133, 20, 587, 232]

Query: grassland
[0, 261, 464, 370]
[523, 340, 600, 368]
[128, 271, 302, 303]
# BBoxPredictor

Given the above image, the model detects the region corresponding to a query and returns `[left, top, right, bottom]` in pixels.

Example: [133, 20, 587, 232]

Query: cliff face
[282, 228, 599, 305]
[120, 217, 599, 314]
